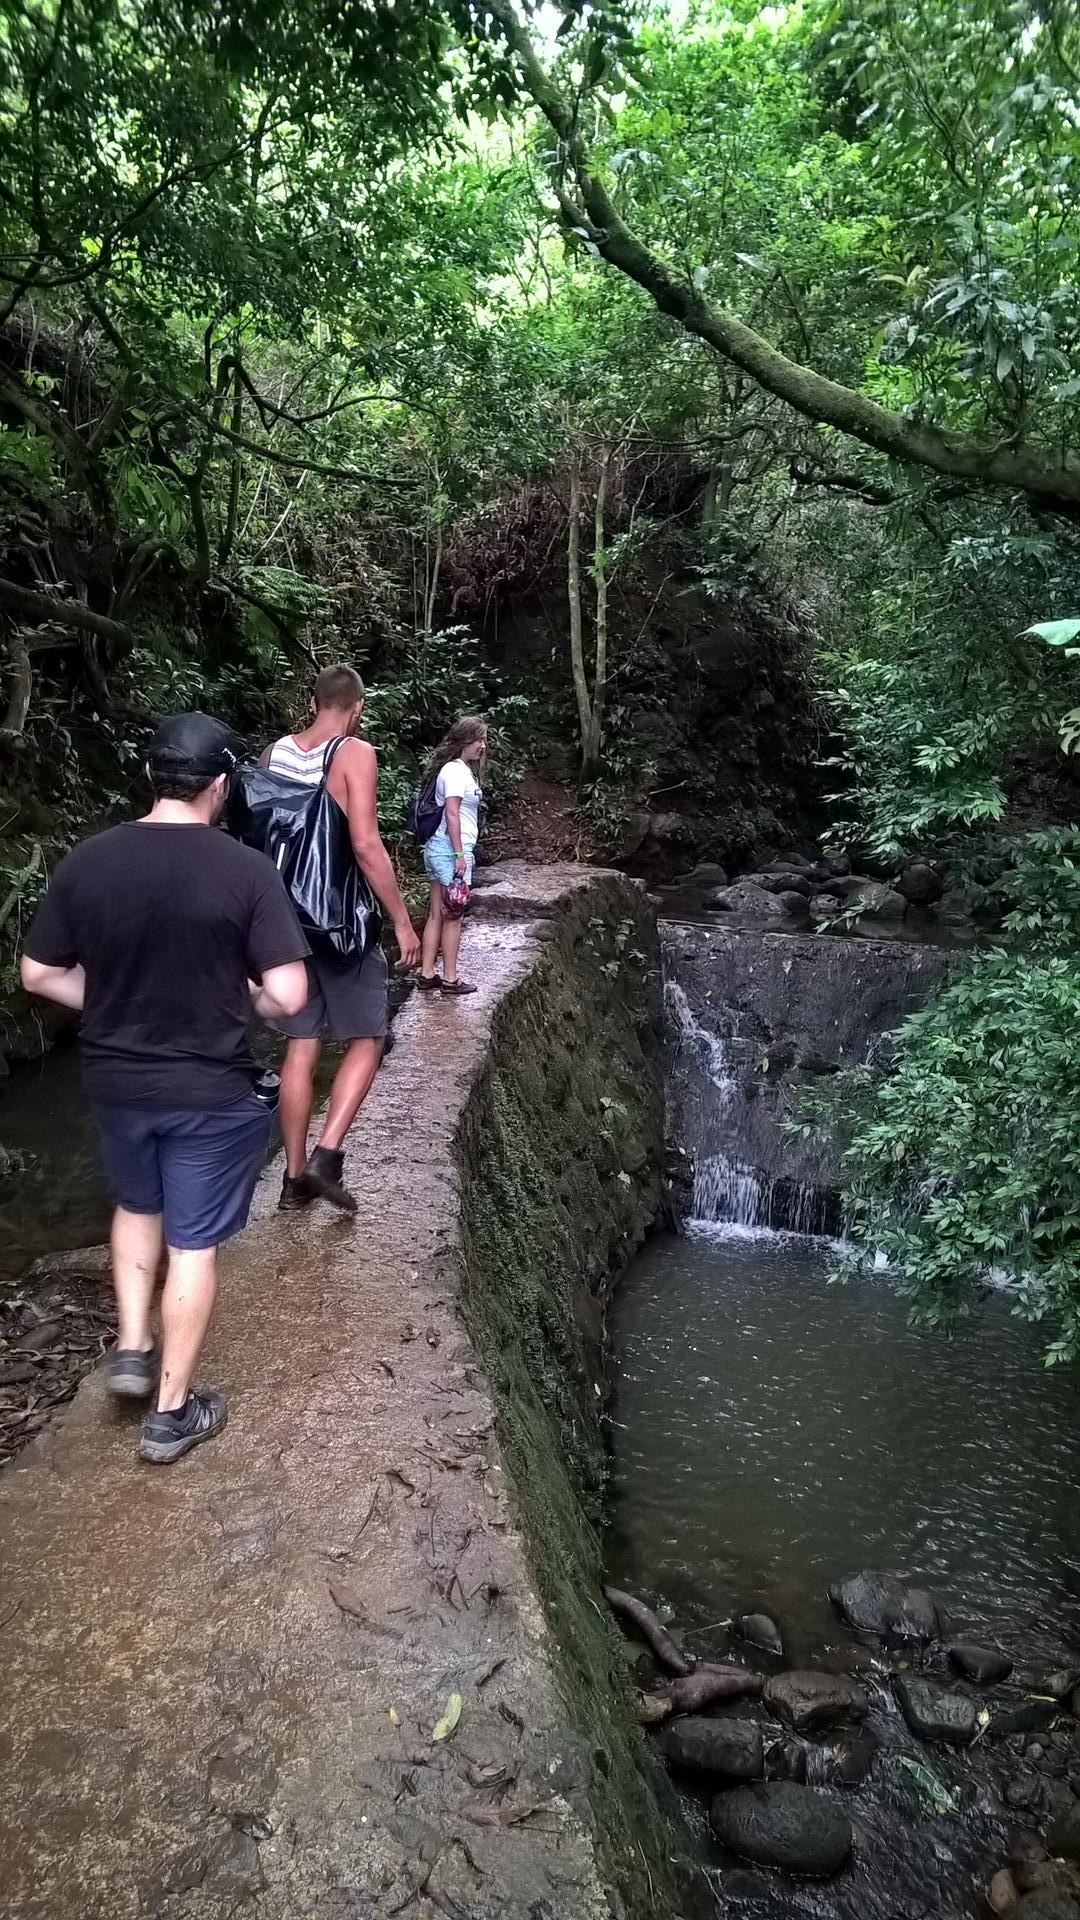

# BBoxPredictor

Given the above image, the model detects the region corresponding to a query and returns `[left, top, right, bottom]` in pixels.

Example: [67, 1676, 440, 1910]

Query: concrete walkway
[0, 869, 612, 1920]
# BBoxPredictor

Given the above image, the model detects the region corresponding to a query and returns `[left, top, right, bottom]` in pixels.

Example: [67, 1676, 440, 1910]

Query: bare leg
[317, 1037, 385, 1151]
[439, 912, 464, 984]
[420, 882, 444, 976]
[112, 1206, 163, 1352]
[279, 1036, 320, 1176]
[157, 1246, 217, 1412]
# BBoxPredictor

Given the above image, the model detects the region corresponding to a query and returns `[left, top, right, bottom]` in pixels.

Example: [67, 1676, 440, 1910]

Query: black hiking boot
[302, 1144, 357, 1214]
[278, 1171, 316, 1211]
[106, 1346, 156, 1399]
[138, 1389, 228, 1464]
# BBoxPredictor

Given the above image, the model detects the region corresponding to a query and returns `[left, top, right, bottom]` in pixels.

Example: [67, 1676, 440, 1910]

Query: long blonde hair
[423, 715, 487, 786]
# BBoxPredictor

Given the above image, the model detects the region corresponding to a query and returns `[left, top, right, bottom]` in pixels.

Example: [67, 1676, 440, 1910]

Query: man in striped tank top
[265, 664, 421, 1211]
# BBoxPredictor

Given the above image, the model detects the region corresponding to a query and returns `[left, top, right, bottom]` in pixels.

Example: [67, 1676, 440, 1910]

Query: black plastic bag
[228, 738, 381, 961]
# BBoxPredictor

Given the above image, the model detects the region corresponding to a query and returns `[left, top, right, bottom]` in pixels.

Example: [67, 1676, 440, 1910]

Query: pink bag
[443, 876, 471, 920]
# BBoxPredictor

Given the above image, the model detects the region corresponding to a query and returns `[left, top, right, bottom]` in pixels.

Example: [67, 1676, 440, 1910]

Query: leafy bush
[803, 949, 1080, 1363]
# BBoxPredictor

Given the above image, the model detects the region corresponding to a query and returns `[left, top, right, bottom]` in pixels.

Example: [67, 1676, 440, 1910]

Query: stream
[604, 922, 1080, 1918]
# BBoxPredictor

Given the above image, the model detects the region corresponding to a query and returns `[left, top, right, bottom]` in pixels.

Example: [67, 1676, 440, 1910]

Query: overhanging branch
[489, 0, 1080, 519]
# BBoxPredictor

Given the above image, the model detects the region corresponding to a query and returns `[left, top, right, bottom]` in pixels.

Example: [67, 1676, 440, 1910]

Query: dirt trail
[0, 869, 614, 1920]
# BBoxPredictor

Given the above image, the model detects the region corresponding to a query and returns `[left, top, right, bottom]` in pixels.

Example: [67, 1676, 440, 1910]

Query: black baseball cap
[146, 712, 247, 776]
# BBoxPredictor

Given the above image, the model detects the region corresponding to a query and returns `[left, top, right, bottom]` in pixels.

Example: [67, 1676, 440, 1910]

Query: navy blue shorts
[92, 1093, 273, 1251]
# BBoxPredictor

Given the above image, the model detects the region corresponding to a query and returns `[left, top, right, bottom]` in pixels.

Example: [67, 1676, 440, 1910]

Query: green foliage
[810, 951, 1080, 1363]
[818, 514, 1080, 858]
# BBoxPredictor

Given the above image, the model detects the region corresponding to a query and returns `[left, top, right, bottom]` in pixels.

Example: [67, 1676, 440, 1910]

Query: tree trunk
[583, 444, 610, 783]
[567, 452, 592, 769]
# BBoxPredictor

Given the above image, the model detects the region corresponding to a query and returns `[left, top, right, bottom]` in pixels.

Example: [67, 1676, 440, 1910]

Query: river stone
[744, 870, 813, 897]
[896, 1677, 977, 1744]
[991, 1701, 1060, 1737]
[897, 861, 944, 905]
[1048, 1804, 1080, 1863]
[709, 1782, 852, 1876]
[1014, 1897, 1080, 1919]
[765, 1671, 868, 1732]
[831, 1572, 940, 1644]
[1044, 1673, 1079, 1703]
[659, 1716, 763, 1781]
[1017, 1865, 1080, 1901]
[950, 1643, 1014, 1686]
[736, 1611, 784, 1658]
[710, 882, 790, 920]
[849, 881, 908, 920]
[810, 892, 843, 918]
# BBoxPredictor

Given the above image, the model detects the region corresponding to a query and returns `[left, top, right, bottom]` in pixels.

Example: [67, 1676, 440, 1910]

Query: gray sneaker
[106, 1347, 156, 1399]
[139, 1389, 228, 1464]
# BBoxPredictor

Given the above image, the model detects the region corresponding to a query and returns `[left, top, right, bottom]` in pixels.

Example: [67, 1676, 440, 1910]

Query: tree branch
[490, 0, 1080, 518]
[0, 578, 134, 647]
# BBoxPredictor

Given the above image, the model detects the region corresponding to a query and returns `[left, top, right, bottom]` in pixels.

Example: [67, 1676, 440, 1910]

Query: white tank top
[267, 735, 342, 786]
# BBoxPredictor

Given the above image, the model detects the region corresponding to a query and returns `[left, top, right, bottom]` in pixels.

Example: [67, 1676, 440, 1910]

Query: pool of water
[608, 1229, 1080, 1656]
[0, 1046, 109, 1278]
[607, 1230, 1080, 1919]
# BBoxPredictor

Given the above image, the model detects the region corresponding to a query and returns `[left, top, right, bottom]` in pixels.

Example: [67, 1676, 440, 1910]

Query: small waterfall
[661, 922, 949, 1240]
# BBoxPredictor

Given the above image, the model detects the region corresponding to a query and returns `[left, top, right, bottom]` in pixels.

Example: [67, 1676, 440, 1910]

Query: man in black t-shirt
[21, 713, 309, 1463]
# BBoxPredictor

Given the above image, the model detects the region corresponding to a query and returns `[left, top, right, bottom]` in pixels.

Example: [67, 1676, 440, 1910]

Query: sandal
[439, 978, 478, 995]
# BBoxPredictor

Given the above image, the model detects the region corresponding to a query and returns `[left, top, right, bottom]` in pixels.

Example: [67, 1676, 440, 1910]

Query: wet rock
[895, 1676, 977, 1744]
[897, 861, 945, 905]
[1017, 1865, 1080, 1901]
[777, 890, 811, 918]
[850, 881, 908, 920]
[830, 1730, 881, 1788]
[710, 882, 790, 920]
[659, 1716, 763, 1781]
[822, 851, 851, 876]
[1045, 1674, 1079, 1703]
[681, 862, 730, 891]
[736, 1611, 784, 1658]
[1013, 1896, 1080, 1918]
[709, 1781, 852, 1877]
[765, 1670, 868, 1733]
[1006, 1776, 1044, 1812]
[809, 892, 843, 919]
[770, 1739, 809, 1784]
[830, 1571, 940, 1644]
[745, 871, 813, 898]
[989, 1868, 1021, 1913]
[1048, 1804, 1080, 1862]
[203, 1829, 265, 1897]
[950, 1643, 1013, 1686]
[993, 1702, 1061, 1738]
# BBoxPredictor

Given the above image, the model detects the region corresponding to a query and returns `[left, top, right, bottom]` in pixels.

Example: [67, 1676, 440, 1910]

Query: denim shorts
[93, 1092, 272, 1251]
[423, 831, 475, 888]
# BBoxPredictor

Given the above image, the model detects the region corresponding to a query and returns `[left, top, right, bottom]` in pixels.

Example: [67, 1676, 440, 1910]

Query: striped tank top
[267, 735, 343, 786]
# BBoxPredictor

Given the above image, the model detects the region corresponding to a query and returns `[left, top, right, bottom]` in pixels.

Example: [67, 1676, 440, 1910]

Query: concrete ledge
[0, 867, 677, 1920]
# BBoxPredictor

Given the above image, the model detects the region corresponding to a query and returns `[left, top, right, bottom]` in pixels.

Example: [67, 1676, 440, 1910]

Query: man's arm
[20, 956, 86, 1010]
[249, 961, 309, 1021]
[338, 740, 421, 969]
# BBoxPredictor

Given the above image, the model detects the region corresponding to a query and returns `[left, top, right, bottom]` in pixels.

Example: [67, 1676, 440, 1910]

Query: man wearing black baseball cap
[20, 712, 310, 1463]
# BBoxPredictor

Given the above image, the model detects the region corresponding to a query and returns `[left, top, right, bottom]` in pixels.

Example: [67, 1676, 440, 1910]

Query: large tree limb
[0, 577, 133, 647]
[489, 0, 1080, 517]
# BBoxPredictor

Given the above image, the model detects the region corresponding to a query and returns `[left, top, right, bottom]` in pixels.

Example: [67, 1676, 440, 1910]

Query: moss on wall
[456, 876, 703, 1918]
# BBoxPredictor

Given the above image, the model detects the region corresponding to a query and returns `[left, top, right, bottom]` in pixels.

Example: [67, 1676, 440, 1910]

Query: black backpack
[403, 775, 443, 845]
[228, 738, 382, 961]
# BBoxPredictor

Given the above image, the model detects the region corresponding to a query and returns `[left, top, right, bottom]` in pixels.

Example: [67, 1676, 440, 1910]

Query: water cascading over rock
[662, 922, 951, 1234]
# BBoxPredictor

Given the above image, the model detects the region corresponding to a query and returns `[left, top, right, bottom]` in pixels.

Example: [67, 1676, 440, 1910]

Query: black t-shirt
[24, 822, 309, 1108]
